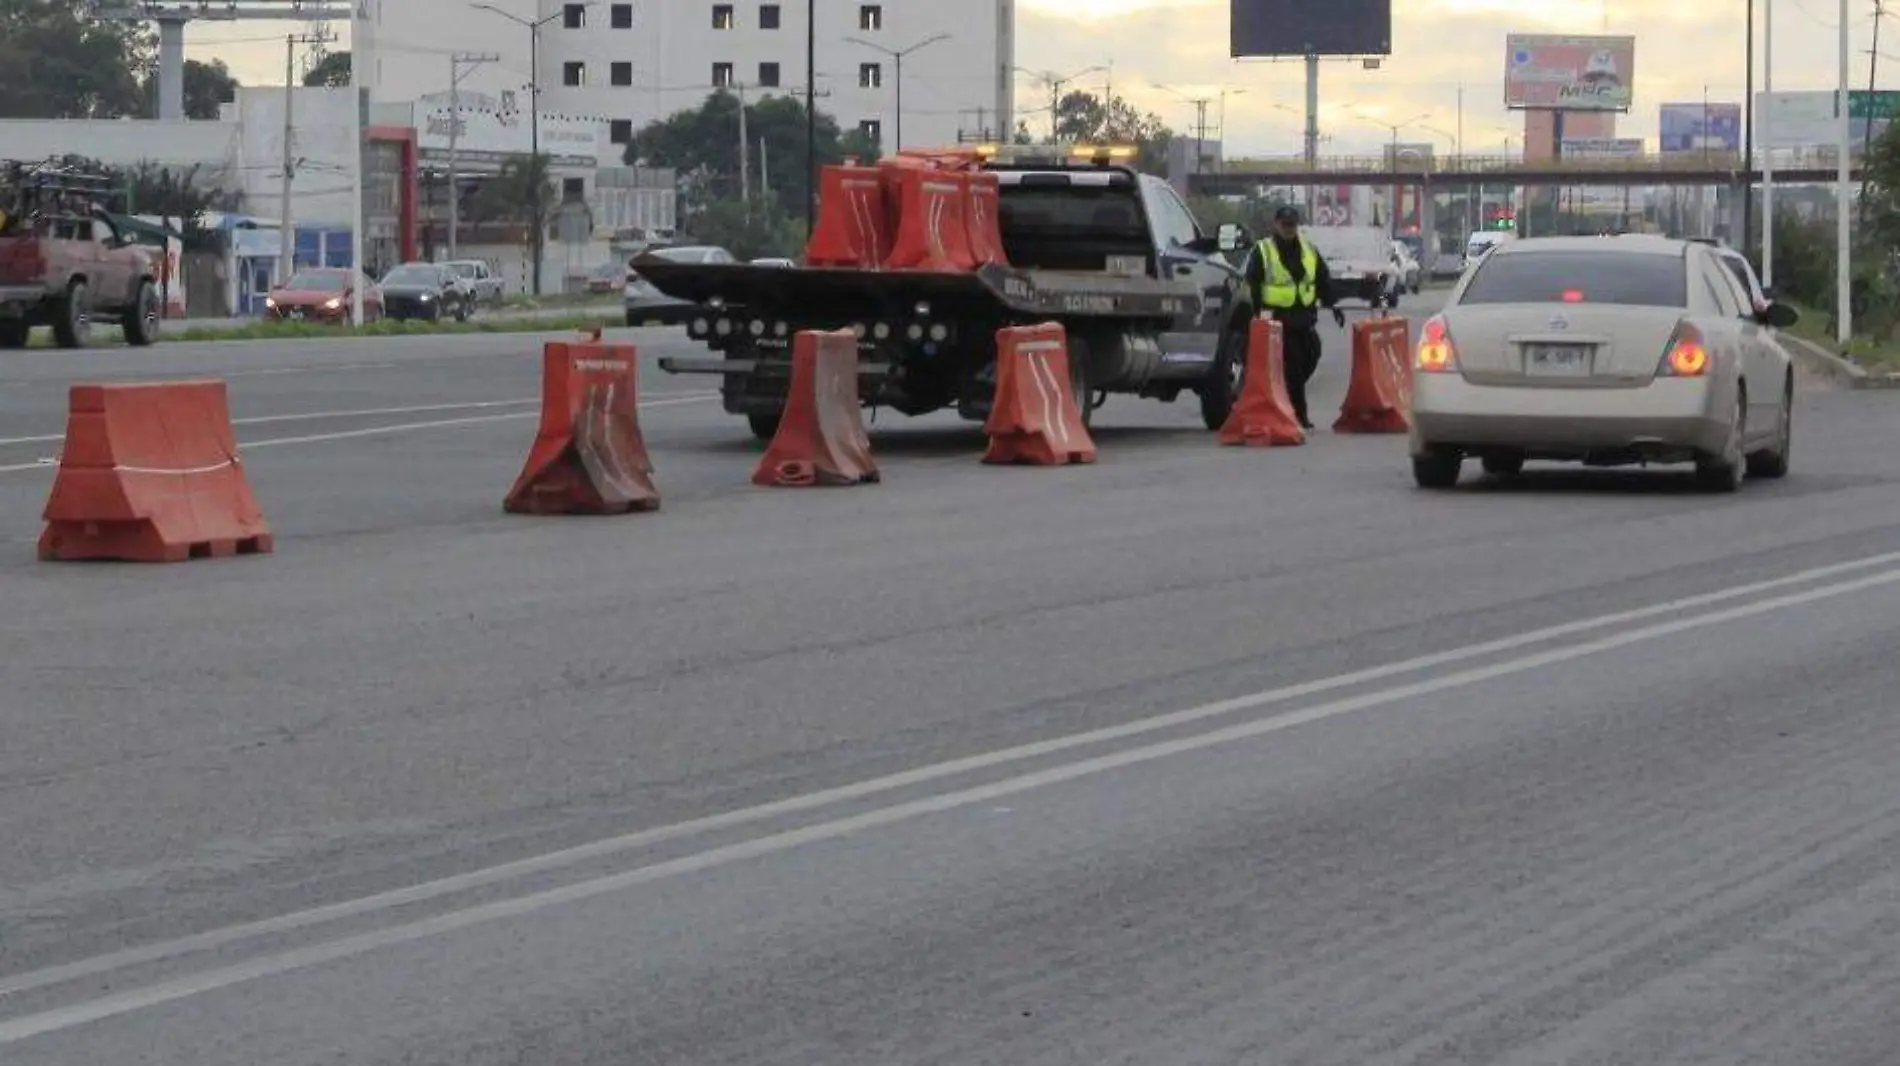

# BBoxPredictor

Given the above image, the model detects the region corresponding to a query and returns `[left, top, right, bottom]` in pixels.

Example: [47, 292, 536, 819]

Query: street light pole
[845, 33, 950, 151]
[472, 2, 576, 297]
[806, 0, 815, 236]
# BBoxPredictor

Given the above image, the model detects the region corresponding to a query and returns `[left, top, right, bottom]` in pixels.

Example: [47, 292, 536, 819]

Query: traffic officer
[1245, 205, 1346, 428]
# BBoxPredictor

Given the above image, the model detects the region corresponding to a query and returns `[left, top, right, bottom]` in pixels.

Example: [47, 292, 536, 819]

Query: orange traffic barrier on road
[1335, 317, 1414, 434]
[754, 329, 879, 487]
[803, 165, 893, 269]
[1218, 317, 1306, 447]
[504, 338, 661, 515]
[983, 323, 1097, 466]
[965, 171, 1008, 267]
[39, 380, 273, 562]
[883, 165, 975, 271]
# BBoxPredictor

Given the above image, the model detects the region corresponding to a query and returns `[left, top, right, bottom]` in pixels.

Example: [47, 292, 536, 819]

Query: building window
[858, 119, 882, 144]
[611, 61, 633, 86]
[563, 61, 586, 86]
[712, 61, 735, 88]
[759, 3, 780, 28]
[562, 177, 586, 203]
[712, 3, 734, 28]
[609, 119, 633, 144]
[859, 4, 881, 30]
[755, 61, 781, 87]
[562, 2, 585, 28]
[610, 3, 632, 28]
[858, 62, 881, 88]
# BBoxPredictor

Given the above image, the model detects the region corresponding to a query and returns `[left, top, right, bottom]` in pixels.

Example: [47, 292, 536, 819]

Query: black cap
[1274, 205, 1302, 224]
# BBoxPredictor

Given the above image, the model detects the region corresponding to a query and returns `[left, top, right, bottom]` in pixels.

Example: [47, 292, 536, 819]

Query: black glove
[1331, 307, 1346, 329]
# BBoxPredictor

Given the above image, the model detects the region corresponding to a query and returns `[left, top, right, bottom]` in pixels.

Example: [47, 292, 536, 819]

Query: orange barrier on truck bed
[882, 166, 976, 271]
[1218, 317, 1306, 447]
[965, 171, 1007, 267]
[504, 338, 661, 514]
[802, 165, 894, 269]
[38, 380, 273, 562]
[754, 329, 880, 487]
[983, 322, 1097, 466]
[1335, 317, 1414, 434]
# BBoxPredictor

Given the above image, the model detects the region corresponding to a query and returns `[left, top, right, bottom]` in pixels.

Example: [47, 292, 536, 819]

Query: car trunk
[1441, 304, 1686, 387]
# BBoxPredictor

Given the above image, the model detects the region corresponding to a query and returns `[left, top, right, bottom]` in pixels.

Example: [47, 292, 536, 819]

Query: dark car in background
[625, 245, 733, 326]
[378, 262, 470, 322]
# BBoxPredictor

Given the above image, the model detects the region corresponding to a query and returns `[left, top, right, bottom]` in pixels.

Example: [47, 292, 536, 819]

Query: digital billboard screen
[1231, 0, 1392, 58]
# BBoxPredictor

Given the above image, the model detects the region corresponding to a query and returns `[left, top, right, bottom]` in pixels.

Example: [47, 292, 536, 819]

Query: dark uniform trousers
[1270, 312, 1323, 426]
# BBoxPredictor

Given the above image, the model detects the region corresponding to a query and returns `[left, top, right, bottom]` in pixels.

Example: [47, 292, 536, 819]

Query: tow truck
[640, 143, 1258, 439]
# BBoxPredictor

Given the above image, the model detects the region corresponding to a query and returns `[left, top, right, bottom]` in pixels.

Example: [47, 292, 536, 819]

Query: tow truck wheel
[52, 281, 91, 349]
[0, 320, 27, 349]
[747, 412, 782, 441]
[1067, 336, 1094, 428]
[1199, 320, 1245, 431]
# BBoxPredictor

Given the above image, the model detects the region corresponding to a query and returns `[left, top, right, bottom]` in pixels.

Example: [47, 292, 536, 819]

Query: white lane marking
[0, 393, 718, 469]
[3, 562, 1897, 1044]
[2, 548, 1898, 1011]
[0, 399, 553, 447]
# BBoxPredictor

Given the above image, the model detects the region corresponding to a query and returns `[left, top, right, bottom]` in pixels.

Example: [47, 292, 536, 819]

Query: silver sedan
[1409, 236, 1797, 492]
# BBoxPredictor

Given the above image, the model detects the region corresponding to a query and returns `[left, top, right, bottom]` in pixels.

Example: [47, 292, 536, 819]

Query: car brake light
[1560, 288, 1585, 303]
[1416, 314, 1457, 372]
[1660, 323, 1710, 376]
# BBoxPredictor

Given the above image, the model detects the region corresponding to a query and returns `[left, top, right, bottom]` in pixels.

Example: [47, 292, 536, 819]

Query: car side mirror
[1759, 302, 1799, 329]
[1216, 222, 1246, 253]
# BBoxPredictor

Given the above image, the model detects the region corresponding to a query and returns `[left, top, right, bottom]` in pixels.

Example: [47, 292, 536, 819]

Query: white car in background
[444, 259, 504, 306]
[1409, 235, 1798, 492]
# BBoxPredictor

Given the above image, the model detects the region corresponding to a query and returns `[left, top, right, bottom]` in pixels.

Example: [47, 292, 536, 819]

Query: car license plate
[1525, 343, 1591, 375]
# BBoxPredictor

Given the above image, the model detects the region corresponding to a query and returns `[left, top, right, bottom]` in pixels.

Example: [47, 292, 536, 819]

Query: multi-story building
[365, 0, 1015, 155]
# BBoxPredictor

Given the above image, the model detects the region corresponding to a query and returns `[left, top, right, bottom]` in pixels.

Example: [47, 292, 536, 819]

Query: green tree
[469, 153, 555, 227]
[626, 91, 862, 221]
[688, 200, 802, 260]
[115, 160, 244, 250]
[142, 58, 238, 120]
[0, 0, 151, 118]
[1049, 90, 1173, 174]
[303, 50, 350, 88]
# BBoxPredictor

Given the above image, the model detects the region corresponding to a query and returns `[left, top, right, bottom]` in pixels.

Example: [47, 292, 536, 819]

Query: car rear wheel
[1694, 391, 1747, 493]
[1413, 446, 1462, 489]
[1745, 377, 1792, 480]
[1481, 453, 1525, 477]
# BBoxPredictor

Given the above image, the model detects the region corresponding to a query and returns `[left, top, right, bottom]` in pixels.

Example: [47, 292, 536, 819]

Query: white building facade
[364, 0, 1015, 154]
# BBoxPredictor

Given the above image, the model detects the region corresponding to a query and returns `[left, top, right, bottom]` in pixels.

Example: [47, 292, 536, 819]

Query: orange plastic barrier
[882, 165, 975, 271]
[803, 165, 893, 269]
[504, 339, 661, 514]
[1334, 317, 1415, 434]
[965, 171, 1008, 267]
[1218, 318, 1306, 447]
[754, 329, 879, 487]
[983, 323, 1097, 466]
[39, 380, 273, 562]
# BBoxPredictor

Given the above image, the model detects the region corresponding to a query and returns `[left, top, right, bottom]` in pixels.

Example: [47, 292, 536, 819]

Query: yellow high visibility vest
[1257, 237, 1319, 310]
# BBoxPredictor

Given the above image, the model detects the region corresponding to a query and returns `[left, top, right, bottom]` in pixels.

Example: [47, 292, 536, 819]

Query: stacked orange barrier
[754, 329, 880, 487]
[504, 338, 661, 514]
[883, 166, 976, 271]
[965, 171, 1007, 267]
[983, 323, 1097, 466]
[1335, 317, 1414, 434]
[1217, 318, 1306, 447]
[39, 380, 273, 562]
[803, 165, 893, 268]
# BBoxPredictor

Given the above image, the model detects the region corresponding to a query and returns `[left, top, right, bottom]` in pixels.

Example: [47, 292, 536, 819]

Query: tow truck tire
[1067, 335, 1094, 428]
[122, 281, 160, 347]
[52, 281, 91, 349]
[1198, 319, 1246, 431]
[0, 320, 27, 349]
[747, 412, 782, 441]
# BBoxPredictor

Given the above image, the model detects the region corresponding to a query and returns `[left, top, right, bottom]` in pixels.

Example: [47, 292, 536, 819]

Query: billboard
[1231, 0, 1392, 58]
[1755, 90, 1897, 148]
[1659, 103, 1741, 152]
[1505, 35, 1636, 111]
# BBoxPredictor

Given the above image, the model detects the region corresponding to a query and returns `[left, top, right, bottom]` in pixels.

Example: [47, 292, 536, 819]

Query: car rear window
[1460, 250, 1687, 307]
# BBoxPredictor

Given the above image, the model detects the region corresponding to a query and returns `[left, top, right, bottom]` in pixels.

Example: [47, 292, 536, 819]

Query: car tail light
[1416, 314, 1457, 373]
[1659, 322, 1710, 377]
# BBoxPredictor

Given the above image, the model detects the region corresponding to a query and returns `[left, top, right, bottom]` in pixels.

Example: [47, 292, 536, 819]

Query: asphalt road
[2, 301, 1898, 1065]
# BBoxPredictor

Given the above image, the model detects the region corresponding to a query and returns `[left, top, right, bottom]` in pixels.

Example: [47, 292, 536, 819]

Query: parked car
[444, 259, 504, 306]
[378, 262, 471, 322]
[265, 266, 382, 324]
[585, 262, 622, 293]
[625, 245, 734, 326]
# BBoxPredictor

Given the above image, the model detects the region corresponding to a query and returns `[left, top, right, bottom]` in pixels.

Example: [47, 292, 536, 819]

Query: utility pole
[472, 3, 577, 297]
[1860, 0, 1885, 215]
[1763, 0, 1776, 286]
[1838, 0, 1853, 343]
[278, 27, 333, 286]
[844, 34, 948, 151]
[737, 81, 750, 205]
[805, 0, 816, 236]
[447, 51, 499, 260]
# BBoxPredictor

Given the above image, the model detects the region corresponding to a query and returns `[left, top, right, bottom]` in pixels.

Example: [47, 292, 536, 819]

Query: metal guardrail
[1214, 152, 1843, 177]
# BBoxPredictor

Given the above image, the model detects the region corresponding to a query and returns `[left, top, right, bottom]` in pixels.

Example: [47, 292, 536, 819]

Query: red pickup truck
[0, 211, 163, 349]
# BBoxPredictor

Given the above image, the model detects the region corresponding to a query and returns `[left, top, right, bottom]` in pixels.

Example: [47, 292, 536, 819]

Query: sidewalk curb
[1782, 335, 1900, 389]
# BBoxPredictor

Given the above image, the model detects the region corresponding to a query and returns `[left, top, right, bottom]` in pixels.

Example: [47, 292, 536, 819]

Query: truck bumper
[0, 285, 45, 311]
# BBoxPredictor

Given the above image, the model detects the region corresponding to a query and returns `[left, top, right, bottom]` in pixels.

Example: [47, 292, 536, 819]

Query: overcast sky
[191, 0, 1886, 156]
